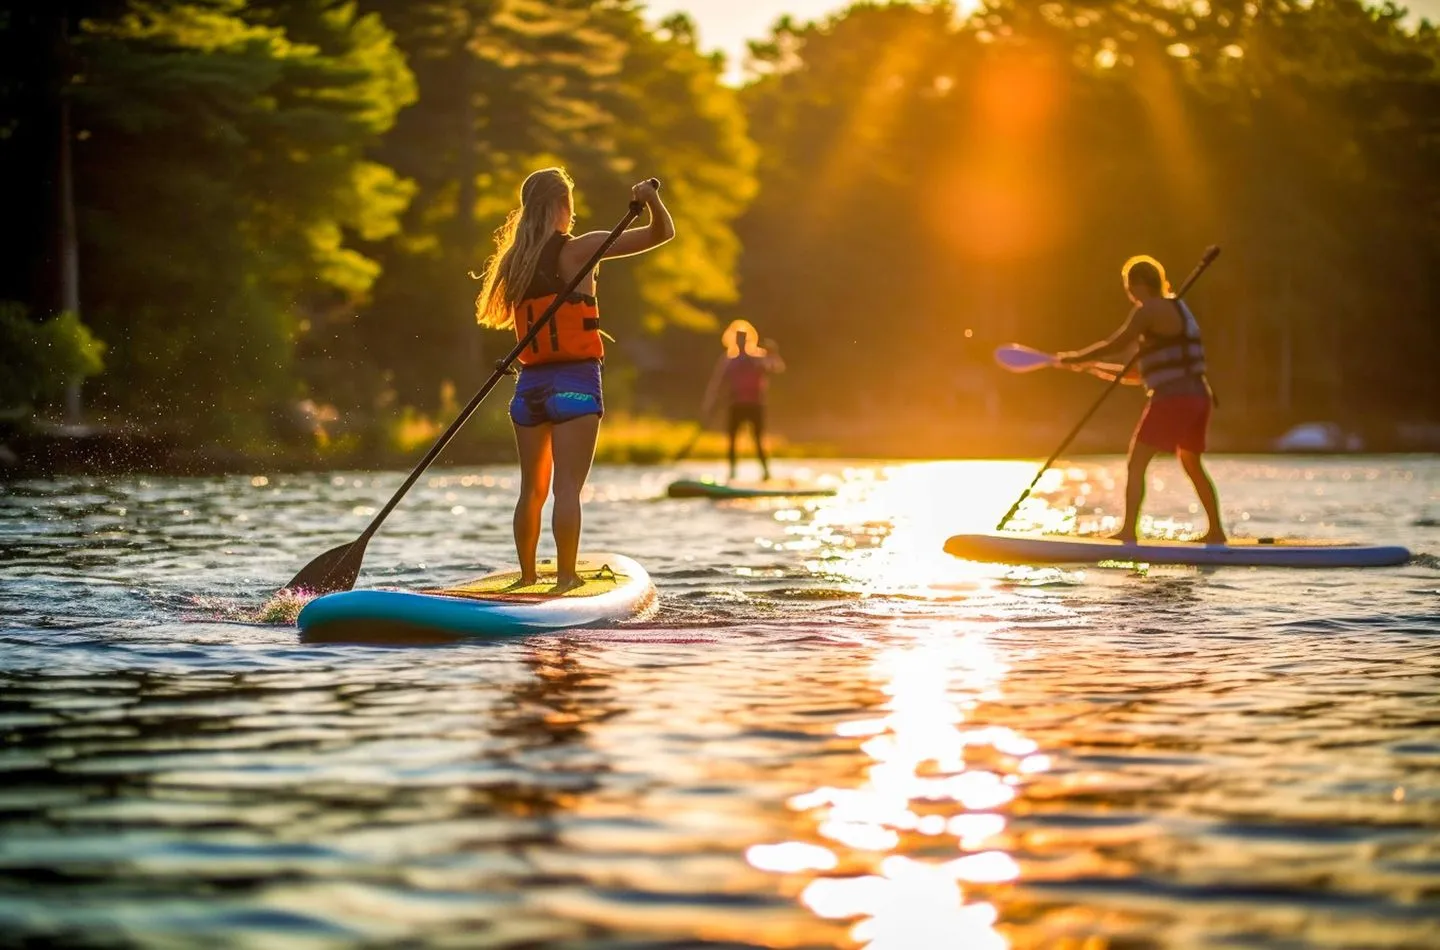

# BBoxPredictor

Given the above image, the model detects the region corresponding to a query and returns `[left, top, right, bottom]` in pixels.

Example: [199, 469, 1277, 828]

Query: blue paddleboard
[298, 553, 656, 642]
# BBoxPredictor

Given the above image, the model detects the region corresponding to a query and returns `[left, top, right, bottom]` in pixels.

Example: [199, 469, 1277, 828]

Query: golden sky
[644, 0, 1440, 83]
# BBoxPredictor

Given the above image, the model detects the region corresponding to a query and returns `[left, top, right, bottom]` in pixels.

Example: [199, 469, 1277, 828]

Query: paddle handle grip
[629, 178, 661, 214]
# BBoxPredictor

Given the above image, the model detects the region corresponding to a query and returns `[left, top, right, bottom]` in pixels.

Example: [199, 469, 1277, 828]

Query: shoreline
[3, 424, 1437, 480]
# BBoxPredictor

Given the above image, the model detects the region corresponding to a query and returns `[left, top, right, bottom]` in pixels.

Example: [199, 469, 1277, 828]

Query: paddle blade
[994, 344, 1056, 373]
[283, 538, 367, 595]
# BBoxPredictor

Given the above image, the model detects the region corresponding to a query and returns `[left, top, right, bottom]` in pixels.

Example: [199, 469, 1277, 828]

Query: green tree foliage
[5, 0, 1436, 457]
[349, 0, 755, 414]
[44, 0, 414, 441]
[738, 0, 1440, 433]
[0, 305, 107, 411]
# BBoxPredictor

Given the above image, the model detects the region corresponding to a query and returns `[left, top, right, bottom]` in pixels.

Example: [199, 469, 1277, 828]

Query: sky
[642, 0, 850, 81]
[644, 0, 1440, 83]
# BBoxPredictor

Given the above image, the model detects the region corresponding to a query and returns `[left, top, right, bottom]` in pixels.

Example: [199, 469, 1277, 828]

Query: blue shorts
[509, 360, 604, 428]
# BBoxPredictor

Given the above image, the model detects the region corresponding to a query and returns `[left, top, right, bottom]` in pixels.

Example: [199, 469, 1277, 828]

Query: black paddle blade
[283, 538, 367, 595]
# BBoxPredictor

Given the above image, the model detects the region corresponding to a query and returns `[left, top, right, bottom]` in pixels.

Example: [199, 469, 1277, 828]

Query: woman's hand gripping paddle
[281, 180, 661, 596]
[993, 244, 1220, 532]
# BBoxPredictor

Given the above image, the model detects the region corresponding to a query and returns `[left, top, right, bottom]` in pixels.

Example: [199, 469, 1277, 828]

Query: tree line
[4, 0, 1438, 460]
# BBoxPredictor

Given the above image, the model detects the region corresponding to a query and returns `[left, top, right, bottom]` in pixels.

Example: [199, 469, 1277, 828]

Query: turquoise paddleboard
[944, 533, 1411, 568]
[298, 553, 656, 642]
[666, 479, 836, 499]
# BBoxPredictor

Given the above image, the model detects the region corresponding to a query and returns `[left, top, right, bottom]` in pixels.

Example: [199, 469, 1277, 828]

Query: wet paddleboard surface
[666, 478, 836, 499]
[298, 553, 656, 641]
[945, 532, 1412, 567]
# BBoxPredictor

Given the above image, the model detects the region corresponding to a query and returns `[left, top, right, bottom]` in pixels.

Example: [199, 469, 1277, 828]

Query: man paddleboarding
[1055, 255, 1226, 544]
[475, 168, 674, 590]
[702, 319, 784, 481]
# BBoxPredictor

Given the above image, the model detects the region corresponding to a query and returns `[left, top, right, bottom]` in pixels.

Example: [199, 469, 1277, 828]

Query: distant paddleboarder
[475, 168, 674, 590]
[1055, 255, 1226, 544]
[702, 320, 784, 481]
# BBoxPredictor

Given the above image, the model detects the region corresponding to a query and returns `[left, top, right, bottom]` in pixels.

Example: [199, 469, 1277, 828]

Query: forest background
[4, 0, 1439, 469]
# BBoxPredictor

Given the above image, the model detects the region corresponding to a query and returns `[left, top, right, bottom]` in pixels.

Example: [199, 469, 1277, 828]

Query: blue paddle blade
[994, 344, 1056, 373]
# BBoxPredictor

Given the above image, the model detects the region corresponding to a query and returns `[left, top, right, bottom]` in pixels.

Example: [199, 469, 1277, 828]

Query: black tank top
[523, 233, 569, 299]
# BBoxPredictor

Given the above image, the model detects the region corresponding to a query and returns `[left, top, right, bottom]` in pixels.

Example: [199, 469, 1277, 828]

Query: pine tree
[64, 0, 415, 440]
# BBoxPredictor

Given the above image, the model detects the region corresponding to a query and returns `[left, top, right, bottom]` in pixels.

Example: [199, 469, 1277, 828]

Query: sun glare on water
[740, 460, 1074, 946]
[745, 612, 1042, 948]
[796, 460, 1070, 595]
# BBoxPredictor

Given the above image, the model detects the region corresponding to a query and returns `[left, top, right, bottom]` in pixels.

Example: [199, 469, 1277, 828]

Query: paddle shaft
[672, 424, 705, 463]
[358, 188, 655, 542]
[672, 403, 718, 463]
[995, 245, 1221, 531]
[279, 188, 654, 593]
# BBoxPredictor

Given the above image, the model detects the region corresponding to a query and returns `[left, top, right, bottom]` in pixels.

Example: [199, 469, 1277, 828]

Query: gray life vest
[1138, 299, 1207, 395]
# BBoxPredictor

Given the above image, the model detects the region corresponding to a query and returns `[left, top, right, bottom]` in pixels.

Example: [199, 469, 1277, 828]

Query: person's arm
[761, 339, 785, 374]
[566, 180, 675, 265]
[1055, 306, 1147, 365]
[700, 355, 727, 417]
[1079, 361, 1145, 385]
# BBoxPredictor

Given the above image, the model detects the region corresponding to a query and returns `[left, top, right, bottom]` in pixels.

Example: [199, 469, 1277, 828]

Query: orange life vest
[515, 232, 604, 366]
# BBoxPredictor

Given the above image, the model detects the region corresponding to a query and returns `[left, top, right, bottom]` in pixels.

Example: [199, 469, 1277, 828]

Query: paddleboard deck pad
[666, 479, 836, 499]
[944, 533, 1411, 568]
[298, 553, 656, 642]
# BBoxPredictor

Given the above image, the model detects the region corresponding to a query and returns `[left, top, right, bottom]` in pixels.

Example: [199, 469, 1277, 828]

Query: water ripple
[1, 458, 1437, 947]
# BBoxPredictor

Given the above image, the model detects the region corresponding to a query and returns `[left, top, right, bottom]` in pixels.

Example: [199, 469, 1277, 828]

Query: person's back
[724, 350, 769, 406]
[1135, 295, 1210, 400]
[703, 320, 782, 481]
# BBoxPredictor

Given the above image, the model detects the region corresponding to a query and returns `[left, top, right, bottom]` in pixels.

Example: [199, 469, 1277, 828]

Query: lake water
[2, 456, 1438, 948]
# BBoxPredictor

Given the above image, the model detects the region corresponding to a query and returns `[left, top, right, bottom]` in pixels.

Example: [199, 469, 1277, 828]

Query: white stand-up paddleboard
[298, 553, 656, 642]
[666, 478, 836, 499]
[944, 533, 1411, 568]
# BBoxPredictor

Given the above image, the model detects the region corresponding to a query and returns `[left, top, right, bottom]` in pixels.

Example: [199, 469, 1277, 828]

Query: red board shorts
[1135, 394, 1212, 453]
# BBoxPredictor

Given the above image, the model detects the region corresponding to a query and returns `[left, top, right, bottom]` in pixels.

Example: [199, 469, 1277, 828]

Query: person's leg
[1178, 449, 1226, 543]
[549, 413, 601, 590]
[1113, 440, 1160, 543]
[727, 404, 741, 481]
[750, 406, 771, 480]
[512, 423, 554, 584]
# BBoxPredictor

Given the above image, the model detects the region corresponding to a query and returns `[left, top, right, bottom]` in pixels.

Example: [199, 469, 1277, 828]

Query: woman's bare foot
[549, 575, 585, 594]
[1105, 531, 1138, 544]
[1200, 530, 1227, 545]
[503, 576, 538, 591]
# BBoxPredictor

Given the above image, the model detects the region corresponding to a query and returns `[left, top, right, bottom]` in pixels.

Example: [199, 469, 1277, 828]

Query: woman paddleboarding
[475, 169, 674, 590]
[702, 319, 785, 481]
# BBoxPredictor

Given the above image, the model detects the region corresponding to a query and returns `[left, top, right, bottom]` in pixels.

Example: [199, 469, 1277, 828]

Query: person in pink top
[702, 320, 785, 481]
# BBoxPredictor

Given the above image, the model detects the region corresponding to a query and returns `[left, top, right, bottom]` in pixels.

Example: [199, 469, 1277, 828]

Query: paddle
[994, 344, 1134, 381]
[994, 244, 1221, 532]
[994, 343, 1058, 373]
[671, 400, 722, 464]
[283, 180, 661, 595]
[671, 419, 709, 463]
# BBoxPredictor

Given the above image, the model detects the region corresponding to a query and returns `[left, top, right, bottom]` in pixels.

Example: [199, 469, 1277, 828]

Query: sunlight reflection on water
[0, 457, 1436, 947]
[748, 621, 1032, 949]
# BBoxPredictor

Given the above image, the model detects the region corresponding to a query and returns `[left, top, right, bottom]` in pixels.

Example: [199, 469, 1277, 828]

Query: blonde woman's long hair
[474, 167, 574, 329]
[721, 319, 767, 358]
